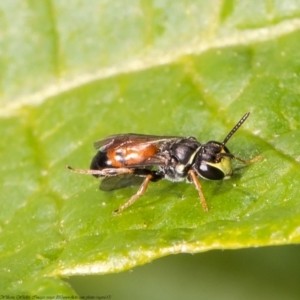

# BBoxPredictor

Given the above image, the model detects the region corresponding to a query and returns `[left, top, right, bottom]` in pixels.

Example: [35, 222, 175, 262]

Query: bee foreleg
[188, 170, 209, 212]
[234, 154, 263, 164]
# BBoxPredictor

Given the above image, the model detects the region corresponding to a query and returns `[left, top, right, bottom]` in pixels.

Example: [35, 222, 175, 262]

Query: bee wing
[100, 174, 145, 191]
[122, 154, 169, 167]
[93, 133, 180, 151]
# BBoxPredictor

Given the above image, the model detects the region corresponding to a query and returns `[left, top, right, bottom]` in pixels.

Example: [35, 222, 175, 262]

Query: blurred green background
[68, 245, 300, 300]
[1, 0, 300, 297]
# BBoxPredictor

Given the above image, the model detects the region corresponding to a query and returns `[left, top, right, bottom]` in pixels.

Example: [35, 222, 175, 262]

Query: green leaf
[1, 0, 300, 294]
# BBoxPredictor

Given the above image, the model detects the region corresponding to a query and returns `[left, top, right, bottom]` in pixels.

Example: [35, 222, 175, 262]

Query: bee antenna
[222, 112, 250, 146]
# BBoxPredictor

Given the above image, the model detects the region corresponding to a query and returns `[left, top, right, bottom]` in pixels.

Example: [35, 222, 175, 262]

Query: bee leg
[234, 154, 263, 164]
[66, 165, 134, 176]
[188, 170, 209, 212]
[113, 173, 153, 215]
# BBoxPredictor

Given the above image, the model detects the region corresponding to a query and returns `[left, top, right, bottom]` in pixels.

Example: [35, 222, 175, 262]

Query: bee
[67, 112, 259, 214]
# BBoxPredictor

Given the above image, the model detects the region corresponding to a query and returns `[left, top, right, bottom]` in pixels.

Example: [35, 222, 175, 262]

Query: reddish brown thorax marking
[107, 144, 158, 167]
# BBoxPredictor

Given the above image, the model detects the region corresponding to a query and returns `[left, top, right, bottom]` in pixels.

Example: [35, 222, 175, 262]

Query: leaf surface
[1, 0, 300, 294]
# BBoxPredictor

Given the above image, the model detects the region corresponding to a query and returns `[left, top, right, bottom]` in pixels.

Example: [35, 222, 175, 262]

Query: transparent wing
[100, 174, 145, 191]
[93, 133, 181, 151]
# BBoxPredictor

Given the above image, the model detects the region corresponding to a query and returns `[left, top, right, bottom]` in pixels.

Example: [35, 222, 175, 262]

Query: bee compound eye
[198, 163, 225, 180]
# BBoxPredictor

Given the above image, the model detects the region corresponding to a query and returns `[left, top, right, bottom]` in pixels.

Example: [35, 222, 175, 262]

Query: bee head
[193, 112, 250, 180]
[194, 141, 233, 180]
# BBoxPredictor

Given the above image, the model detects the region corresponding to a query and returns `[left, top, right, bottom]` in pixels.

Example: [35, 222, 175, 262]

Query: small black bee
[67, 112, 258, 214]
